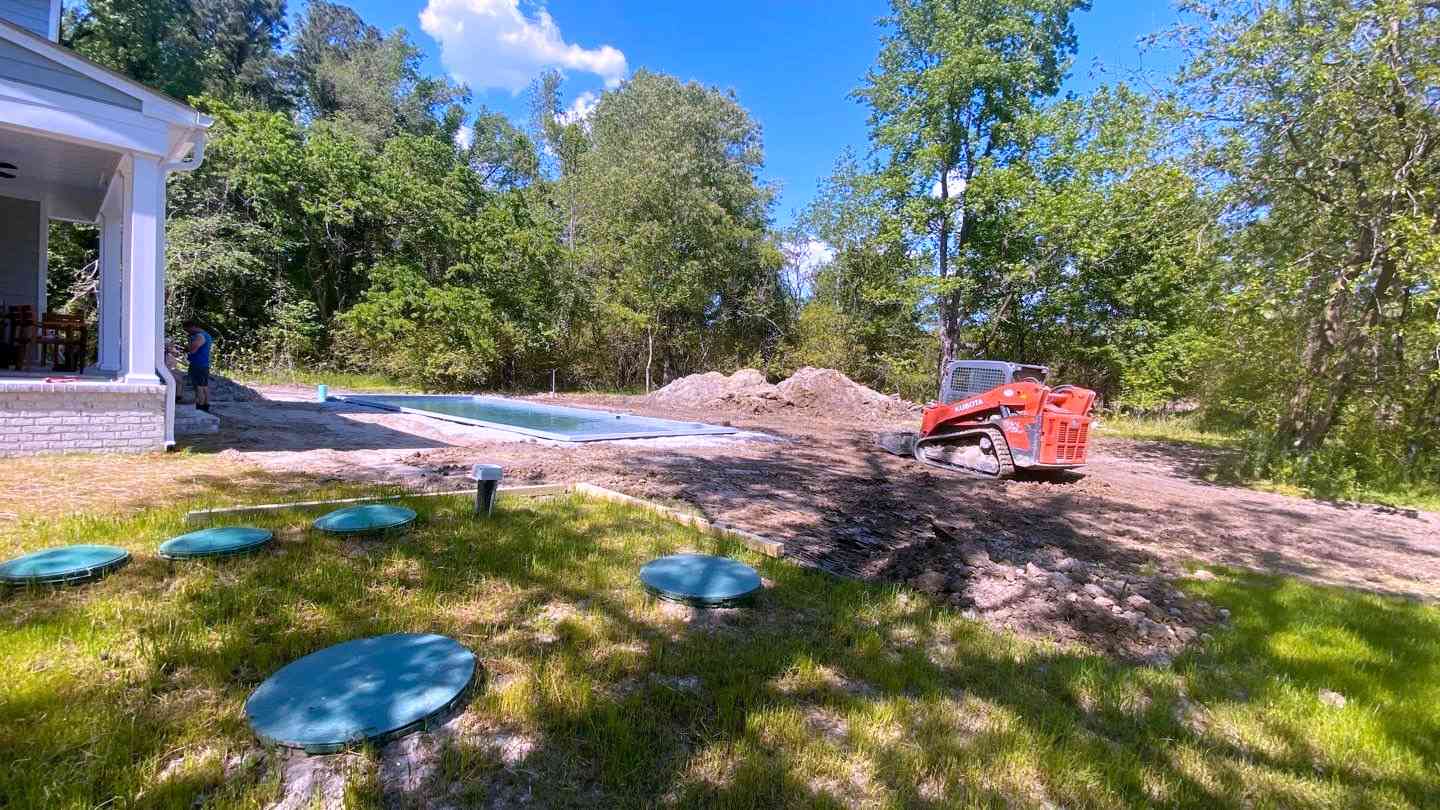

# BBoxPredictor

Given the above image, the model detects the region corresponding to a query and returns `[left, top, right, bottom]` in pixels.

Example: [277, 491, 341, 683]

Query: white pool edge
[332, 394, 738, 442]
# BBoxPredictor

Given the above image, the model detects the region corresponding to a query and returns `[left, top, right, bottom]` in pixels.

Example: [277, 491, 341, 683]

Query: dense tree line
[46, 0, 1438, 497]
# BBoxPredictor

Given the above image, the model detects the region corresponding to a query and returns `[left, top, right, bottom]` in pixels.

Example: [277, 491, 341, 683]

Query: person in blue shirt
[183, 320, 212, 412]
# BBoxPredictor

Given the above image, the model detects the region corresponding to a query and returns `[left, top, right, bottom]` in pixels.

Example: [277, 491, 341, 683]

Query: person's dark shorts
[189, 365, 210, 388]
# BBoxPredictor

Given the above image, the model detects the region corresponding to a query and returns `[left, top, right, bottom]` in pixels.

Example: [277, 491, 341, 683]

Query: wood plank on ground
[182, 481, 786, 559]
[183, 484, 570, 525]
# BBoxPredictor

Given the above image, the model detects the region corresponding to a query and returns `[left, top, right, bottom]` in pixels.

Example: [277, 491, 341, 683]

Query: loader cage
[940, 360, 1050, 404]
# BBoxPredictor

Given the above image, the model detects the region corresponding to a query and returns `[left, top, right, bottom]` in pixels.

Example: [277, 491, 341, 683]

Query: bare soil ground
[175, 388, 1440, 660]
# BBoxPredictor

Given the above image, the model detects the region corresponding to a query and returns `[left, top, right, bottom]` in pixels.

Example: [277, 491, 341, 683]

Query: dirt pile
[777, 367, 917, 421]
[175, 372, 264, 403]
[649, 368, 789, 414]
[650, 366, 917, 420]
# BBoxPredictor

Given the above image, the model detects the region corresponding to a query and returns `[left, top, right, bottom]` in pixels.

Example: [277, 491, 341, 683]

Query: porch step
[175, 407, 220, 436]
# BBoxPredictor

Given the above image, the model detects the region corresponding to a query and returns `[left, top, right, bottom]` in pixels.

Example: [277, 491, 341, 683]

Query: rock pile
[900, 520, 1222, 660]
[649, 366, 917, 421]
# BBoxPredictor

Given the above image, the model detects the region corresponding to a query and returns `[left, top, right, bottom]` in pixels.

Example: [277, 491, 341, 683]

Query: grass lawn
[1096, 415, 1440, 513]
[3, 488, 1439, 808]
[218, 367, 411, 393]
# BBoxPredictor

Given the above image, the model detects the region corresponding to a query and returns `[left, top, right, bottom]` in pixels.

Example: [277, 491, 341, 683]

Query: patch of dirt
[170, 366, 265, 403]
[186, 388, 1440, 662]
[269, 751, 355, 810]
[376, 714, 540, 809]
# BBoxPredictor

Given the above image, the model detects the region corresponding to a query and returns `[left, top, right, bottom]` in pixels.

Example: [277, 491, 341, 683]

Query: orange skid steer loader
[878, 360, 1098, 479]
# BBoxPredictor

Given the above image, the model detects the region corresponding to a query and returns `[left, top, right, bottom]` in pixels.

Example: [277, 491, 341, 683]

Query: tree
[980, 86, 1219, 403]
[856, 0, 1090, 375]
[287, 1, 467, 143]
[566, 70, 782, 390]
[1167, 0, 1440, 462]
[791, 149, 934, 397]
[64, 0, 287, 107]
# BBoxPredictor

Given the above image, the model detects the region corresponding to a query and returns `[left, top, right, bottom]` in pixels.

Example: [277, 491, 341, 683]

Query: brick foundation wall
[0, 382, 168, 456]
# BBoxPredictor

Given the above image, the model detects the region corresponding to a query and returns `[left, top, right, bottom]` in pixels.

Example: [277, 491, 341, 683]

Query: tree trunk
[645, 324, 655, 393]
[1275, 222, 1378, 453]
[936, 169, 960, 378]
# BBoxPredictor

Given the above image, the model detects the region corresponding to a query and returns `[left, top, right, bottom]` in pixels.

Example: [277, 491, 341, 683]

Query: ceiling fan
[0, 162, 16, 179]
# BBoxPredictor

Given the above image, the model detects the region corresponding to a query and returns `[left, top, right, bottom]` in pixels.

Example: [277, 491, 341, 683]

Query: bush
[334, 263, 501, 390]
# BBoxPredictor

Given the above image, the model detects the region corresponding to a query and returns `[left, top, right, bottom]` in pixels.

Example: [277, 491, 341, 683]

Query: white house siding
[0, 193, 40, 311]
[0, 382, 167, 455]
[0, 0, 49, 39]
[0, 37, 142, 110]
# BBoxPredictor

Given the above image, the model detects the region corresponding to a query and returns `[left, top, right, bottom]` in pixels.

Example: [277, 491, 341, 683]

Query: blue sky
[337, 1, 1182, 225]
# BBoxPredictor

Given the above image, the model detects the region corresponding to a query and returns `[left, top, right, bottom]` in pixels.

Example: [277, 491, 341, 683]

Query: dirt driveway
[186, 390, 1440, 659]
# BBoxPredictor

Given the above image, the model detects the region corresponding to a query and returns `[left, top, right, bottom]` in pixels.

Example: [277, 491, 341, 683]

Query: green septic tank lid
[313, 504, 417, 535]
[639, 553, 762, 607]
[0, 544, 130, 586]
[159, 527, 274, 560]
[245, 633, 477, 753]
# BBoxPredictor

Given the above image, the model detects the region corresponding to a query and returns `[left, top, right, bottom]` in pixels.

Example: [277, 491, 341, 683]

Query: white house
[0, 1, 211, 455]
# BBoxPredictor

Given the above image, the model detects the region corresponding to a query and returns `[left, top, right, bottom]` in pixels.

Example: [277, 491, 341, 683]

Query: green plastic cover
[159, 527, 273, 560]
[245, 633, 477, 753]
[313, 504, 417, 535]
[639, 553, 762, 606]
[0, 544, 130, 586]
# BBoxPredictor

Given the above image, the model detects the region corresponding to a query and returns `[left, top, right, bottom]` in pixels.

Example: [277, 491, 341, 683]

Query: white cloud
[787, 239, 836, 275]
[931, 170, 967, 199]
[454, 124, 474, 150]
[555, 91, 599, 126]
[419, 0, 628, 92]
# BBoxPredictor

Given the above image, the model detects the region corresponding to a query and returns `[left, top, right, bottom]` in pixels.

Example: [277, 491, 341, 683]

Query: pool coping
[331, 394, 737, 442]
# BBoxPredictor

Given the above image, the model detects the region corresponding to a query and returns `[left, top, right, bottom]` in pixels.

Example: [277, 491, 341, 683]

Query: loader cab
[940, 360, 1049, 404]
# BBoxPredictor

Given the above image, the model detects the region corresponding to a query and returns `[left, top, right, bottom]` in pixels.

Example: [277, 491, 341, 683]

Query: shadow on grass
[2, 491, 1438, 808]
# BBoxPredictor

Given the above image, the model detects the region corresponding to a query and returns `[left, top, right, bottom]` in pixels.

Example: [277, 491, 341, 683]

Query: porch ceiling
[0, 124, 121, 221]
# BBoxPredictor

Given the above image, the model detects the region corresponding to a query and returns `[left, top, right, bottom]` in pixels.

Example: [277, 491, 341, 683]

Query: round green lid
[0, 544, 130, 586]
[313, 504, 417, 535]
[159, 527, 273, 560]
[245, 633, 477, 753]
[639, 553, 762, 606]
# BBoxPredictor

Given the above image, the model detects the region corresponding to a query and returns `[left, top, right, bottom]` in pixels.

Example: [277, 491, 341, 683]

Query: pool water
[335, 394, 736, 442]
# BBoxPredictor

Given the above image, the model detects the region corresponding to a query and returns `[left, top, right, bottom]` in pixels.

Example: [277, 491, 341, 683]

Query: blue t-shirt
[188, 330, 212, 368]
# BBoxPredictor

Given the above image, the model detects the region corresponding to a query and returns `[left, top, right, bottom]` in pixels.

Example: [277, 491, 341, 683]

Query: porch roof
[0, 18, 211, 224]
[0, 17, 212, 129]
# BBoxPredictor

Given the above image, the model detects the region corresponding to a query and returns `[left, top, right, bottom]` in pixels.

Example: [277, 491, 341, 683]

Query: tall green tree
[567, 70, 784, 390]
[792, 149, 933, 397]
[1168, 0, 1440, 465]
[980, 86, 1219, 403]
[64, 0, 287, 106]
[287, 2, 467, 144]
[856, 0, 1089, 375]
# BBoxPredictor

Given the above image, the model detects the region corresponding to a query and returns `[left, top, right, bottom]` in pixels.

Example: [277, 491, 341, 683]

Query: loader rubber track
[912, 425, 1016, 479]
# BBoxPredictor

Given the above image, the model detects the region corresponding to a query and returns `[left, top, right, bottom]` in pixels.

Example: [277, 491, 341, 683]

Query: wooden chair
[4, 306, 36, 370]
[35, 312, 88, 372]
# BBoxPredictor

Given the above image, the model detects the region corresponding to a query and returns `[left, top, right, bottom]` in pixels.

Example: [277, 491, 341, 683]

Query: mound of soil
[650, 368, 790, 414]
[175, 371, 264, 403]
[777, 367, 916, 421]
[650, 366, 918, 420]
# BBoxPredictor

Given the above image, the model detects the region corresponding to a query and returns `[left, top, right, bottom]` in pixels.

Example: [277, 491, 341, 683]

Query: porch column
[95, 183, 124, 373]
[121, 155, 161, 384]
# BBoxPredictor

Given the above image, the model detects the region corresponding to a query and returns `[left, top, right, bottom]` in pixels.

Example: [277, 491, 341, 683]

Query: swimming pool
[334, 394, 737, 442]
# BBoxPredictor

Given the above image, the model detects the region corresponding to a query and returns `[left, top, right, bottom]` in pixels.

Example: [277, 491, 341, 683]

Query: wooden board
[183, 484, 570, 525]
